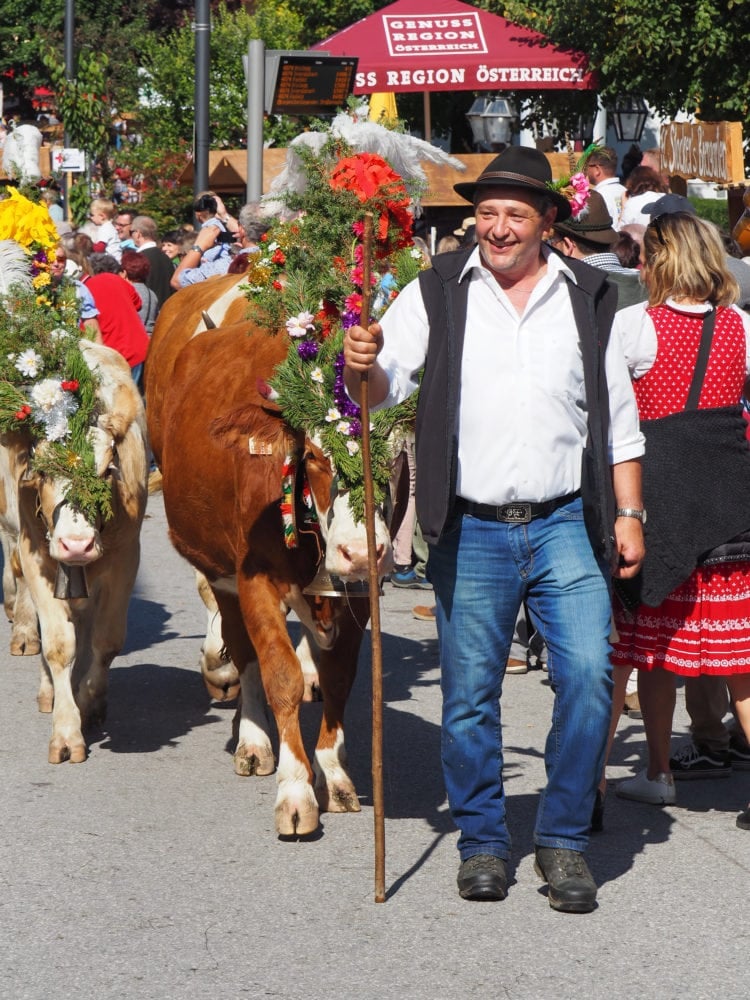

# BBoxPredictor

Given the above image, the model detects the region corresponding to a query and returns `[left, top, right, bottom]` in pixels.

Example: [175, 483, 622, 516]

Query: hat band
[475, 170, 549, 192]
[573, 222, 614, 233]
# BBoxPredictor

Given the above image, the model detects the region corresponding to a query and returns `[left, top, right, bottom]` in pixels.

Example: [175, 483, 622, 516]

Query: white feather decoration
[266, 111, 466, 217]
[0, 239, 32, 295]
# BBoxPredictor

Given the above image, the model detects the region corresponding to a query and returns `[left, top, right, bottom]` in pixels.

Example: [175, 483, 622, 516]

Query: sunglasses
[647, 211, 693, 246]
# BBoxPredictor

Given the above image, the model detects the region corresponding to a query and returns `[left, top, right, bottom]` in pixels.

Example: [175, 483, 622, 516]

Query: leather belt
[455, 491, 581, 524]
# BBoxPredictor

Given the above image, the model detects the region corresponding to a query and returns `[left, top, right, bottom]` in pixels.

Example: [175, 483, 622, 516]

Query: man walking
[344, 147, 645, 913]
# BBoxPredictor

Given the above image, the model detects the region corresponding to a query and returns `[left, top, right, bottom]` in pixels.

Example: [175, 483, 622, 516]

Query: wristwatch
[616, 507, 647, 524]
[190, 244, 203, 256]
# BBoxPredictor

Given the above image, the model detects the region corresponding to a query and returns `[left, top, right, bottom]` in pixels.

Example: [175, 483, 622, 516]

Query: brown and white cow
[145, 272, 249, 465]
[0, 446, 41, 656]
[158, 322, 392, 835]
[146, 273, 250, 697]
[0, 342, 148, 763]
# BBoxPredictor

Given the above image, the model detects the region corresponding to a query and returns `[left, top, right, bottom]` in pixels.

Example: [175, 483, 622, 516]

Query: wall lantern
[611, 96, 649, 143]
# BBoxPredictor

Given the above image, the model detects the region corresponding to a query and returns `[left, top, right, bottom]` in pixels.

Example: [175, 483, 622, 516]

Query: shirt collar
[664, 296, 713, 314]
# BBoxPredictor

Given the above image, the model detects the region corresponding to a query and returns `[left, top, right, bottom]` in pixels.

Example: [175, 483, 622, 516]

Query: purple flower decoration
[297, 339, 319, 360]
[333, 351, 361, 432]
[341, 309, 361, 330]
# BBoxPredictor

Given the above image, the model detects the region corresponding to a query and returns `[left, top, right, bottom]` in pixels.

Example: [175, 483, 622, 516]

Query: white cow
[0, 342, 148, 762]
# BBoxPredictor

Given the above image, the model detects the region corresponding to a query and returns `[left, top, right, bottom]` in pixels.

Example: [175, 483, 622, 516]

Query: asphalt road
[1, 491, 747, 1000]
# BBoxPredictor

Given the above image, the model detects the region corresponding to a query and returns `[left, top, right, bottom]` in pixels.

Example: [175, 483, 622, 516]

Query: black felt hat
[453, 146, 572, 221]
[552, 190, 617, 245]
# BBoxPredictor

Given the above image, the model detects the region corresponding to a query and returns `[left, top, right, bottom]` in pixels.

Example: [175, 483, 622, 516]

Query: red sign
[313, 0, 595, 94]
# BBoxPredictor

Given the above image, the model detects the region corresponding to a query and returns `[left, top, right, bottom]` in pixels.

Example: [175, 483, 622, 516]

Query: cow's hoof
[48, 737, 87, 764]
[315, 777, 361, 814]
[234, 742, 275, 776]
[10, 632, 41, 656]
[313, 750, 360, 813]
[275, 788, 319, 836]
[202, 666, 240, 703]
[37, 690, 54, 714]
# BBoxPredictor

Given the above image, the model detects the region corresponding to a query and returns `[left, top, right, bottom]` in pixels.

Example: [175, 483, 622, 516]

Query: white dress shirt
[377, 247, 644, 506]
[594, 176, 626, 229]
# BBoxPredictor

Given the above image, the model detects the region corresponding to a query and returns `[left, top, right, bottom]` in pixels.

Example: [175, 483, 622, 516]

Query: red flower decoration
[272, 280, 283, 291]
[329, 153, 407, 205]
[14, 404, 31, 421]
[271, 248, 286, 265]
[61, 380, 79, 392]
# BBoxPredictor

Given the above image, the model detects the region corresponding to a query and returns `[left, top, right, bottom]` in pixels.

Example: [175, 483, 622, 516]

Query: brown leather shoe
[412, 604, 436, 621]
[506, 656, 528, 674]
[534, 847, 597, 913]
[457, 854, 508, 901]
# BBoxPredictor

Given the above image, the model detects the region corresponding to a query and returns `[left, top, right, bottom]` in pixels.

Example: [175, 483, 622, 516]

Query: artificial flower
[286, 311, 316, 338]
[15, 349, 42, 378]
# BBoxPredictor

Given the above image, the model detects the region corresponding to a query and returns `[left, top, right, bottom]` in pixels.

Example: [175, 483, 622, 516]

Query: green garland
[0, 282, 112, 524]
[243, 134, 427, 523]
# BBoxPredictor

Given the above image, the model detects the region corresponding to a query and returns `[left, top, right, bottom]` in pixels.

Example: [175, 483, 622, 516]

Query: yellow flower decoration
[0, 187, 59, 252]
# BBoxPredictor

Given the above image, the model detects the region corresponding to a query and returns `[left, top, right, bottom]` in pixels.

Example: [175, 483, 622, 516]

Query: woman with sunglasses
[607, 209, 750, 830]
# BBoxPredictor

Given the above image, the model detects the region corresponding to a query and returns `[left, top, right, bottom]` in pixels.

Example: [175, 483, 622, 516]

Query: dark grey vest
[413, 249, 619, 560]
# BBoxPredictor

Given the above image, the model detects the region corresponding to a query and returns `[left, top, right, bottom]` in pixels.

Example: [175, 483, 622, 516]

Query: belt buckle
[498, 502, 532, 523]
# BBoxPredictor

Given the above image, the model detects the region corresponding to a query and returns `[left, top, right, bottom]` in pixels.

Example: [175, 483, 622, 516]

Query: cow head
[213, 404, 393, 583]
[302, 434, 392, 581]
[15, 428, 116, 566]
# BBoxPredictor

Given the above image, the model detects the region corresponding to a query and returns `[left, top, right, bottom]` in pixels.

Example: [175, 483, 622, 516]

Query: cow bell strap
[280, 454, 319, 549]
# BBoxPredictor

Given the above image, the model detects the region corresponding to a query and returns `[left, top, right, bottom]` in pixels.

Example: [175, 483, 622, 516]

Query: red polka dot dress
[612, 302, 750, 677]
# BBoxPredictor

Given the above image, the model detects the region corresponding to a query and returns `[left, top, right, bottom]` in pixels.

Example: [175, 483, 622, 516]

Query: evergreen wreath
[243, 134, 428, 523]
[0, 189, 112, 524]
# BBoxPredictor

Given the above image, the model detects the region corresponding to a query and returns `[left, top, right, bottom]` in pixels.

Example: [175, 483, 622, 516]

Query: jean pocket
[556, 496, 584, 521]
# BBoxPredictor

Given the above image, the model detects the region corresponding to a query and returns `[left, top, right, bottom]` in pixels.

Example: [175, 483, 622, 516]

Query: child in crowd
[84, 198, 122, 262]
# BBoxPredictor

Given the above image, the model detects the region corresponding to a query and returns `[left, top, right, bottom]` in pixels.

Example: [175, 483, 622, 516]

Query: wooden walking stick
[358, 211, 386, 902]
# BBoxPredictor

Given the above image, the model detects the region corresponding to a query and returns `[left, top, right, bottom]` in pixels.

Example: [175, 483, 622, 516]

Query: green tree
[136, 0, 307, 151]
[497, 0, 750, 139]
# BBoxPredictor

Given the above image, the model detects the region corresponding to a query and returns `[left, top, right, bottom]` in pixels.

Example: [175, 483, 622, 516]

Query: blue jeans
[428, 497, 613, 861]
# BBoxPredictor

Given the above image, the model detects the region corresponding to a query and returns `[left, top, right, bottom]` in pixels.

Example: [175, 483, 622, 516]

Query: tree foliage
[497, 0, 750, 125]
[137, 0, 308, 150]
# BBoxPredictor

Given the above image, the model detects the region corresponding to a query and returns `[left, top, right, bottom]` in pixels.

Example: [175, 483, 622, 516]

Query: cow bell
[54, 564, 89, 600]
[303, 566, 372, 598]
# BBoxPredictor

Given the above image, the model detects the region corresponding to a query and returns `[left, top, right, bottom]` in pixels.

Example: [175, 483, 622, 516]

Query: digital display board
[266, 55, 358, 116]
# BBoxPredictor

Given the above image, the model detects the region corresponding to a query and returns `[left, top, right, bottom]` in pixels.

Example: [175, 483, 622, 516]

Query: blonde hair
[642, 213, 739, 307]
[90, 198, 115, 219]
[436, 235, 460, 253]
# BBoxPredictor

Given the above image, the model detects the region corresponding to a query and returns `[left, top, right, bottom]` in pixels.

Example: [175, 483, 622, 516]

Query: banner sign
[661, 121, 744, 185]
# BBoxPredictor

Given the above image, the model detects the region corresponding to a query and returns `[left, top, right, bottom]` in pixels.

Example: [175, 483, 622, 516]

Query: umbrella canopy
[369, 92, 399, 122]
[312, 0, 595, 94]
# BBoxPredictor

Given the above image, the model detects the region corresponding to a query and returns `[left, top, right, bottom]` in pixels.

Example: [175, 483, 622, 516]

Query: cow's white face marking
[324, 491, 392, 580]
[305, 434, 392, 581]
[41, 479, 103, 566]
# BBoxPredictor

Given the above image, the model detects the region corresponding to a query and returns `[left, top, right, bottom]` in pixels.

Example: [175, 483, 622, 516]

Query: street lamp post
[194, 0, 211, 202]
